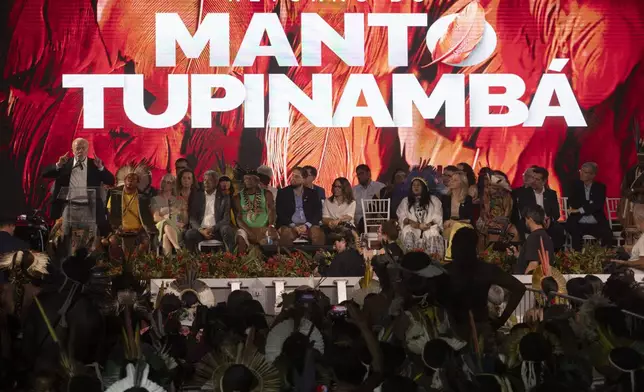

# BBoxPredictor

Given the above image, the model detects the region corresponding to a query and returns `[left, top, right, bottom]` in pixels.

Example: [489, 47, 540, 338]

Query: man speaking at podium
[42, 138, 115, 237]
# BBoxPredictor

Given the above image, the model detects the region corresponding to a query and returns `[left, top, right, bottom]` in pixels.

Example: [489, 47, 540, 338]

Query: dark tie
[74, 161, 84, 171]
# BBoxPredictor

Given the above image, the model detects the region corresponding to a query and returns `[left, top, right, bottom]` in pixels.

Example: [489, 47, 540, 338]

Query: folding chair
[560, 197, 573, 250]
[361, 199, 390, 249]
[606, 197, 623, 247]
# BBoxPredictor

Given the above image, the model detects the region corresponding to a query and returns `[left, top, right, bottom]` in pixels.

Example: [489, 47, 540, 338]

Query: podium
[57, 186, 99, 254]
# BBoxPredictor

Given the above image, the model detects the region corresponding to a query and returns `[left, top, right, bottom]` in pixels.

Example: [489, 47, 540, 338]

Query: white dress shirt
[579, 183, 598, 224]
[353, 180, 385, 224]
[68, 157, 88, 202]
[533, 189, 544, 209]
[201, 190, 217, 228]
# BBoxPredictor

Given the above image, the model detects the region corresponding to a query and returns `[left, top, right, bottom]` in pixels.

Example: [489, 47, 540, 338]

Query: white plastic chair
[361, 199, 390, 249]
[560, 197, 573, 250]
[198, 239, 223, 252]
[606, 197, 623, 247]
[558, 197, 568, 222]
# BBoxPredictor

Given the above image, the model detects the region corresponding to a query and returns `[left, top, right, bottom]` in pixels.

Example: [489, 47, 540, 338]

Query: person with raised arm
[42, 138, 115, 236]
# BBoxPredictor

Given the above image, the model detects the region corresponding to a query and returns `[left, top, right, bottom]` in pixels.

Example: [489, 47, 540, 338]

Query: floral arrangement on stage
[108, 248, 319, 279]
[103, 243, 618, 279]
[480, 245, 617, 275]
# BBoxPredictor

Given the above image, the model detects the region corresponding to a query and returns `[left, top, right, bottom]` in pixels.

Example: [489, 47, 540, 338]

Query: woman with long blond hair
[441, 170, 474, 238]
[151, 174, 184, 255]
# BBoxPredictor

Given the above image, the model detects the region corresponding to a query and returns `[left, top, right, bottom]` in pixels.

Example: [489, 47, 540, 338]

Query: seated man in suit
[276, 167, 325, 246]
[107, 165, 156, 256]
[514, 167, 566, 250]
[184, 170, 236, 252]
[566, 162, 613, 251]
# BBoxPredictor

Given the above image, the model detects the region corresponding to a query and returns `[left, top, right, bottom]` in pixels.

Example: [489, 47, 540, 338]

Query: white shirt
[353, 180, 385, 223]
[201, 190, 217, 228]
[533, 189, 544, 209]
[630, 234, 644, 262]
[323, 199, 356, 220]
[68, 157, 88, 202]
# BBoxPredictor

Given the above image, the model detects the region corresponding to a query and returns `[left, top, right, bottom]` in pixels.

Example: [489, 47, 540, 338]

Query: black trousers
[184, 226, 236, 252]
[565, 218, 613, 251]
[547, 221, 567, 251]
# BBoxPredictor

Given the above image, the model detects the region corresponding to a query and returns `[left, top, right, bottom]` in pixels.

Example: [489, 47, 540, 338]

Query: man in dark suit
[514, 167, 566, 250]
[276, 167, 324, 246]
[42, 138, 115, 236]
[184, 170, 235, 252]
[566, 162, 613, 251]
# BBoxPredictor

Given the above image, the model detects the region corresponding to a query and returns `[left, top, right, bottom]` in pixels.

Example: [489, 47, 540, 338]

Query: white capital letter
[367, 14, 427, 67]
[392, 74, 465, 127]
[333, 74, 394, 127]
[123, 75, 188, 129]
[301, 13, 364, 66]
[191, 74, 246, 128]
[234, 13, 297, 67]
[269, 74, 333, 127]
[63, 74, 125, 129]
[244, 74, 266, 128]
[470, 74, 528, 127]
[525, 62, 586, 126]
[155, 13, 230, 67]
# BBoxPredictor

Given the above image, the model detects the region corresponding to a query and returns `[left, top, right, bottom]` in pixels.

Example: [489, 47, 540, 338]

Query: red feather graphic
[430, 1, 486, 65]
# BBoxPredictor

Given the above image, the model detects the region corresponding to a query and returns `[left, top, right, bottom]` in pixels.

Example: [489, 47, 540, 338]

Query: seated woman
[323, 229, 365, 277]
[456, 162, 479, 202]
[396, 171, 444, 257]
[476, 170, 519, 251]
[151, 174, 184, 255]
[611, 204, 644, 272]
[441, 170, 474, 239]
[322, 177, 356, 239]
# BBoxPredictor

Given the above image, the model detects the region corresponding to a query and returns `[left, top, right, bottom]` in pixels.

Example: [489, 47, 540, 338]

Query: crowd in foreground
[32, 138, 644, 276]
[0, 224, 643, 392]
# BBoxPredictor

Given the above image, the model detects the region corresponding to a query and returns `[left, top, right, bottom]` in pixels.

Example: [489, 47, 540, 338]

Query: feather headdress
[264, 318, 325, 364]
[488, 172, 512, 192]
[531, 239, 567, 305]
[1, 250, 50, 318]
[351, 263, 381, 307]
[234, 163, 260, 181]
[0, 250, 50, 277]
[189, 331, 280, 392]
[115, 162, 151, 191]
[105, 363, 166, 392]
[164, 267, 216, 310]
[405, 165, 440, 192]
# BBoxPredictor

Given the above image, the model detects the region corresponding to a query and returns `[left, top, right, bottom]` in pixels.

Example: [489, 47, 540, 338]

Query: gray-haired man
[566, 162, 613, 250]
[184, 170, 235, 252]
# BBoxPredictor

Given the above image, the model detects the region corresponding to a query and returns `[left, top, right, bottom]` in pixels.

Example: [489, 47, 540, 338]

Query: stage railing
[150, 274, 644, 316]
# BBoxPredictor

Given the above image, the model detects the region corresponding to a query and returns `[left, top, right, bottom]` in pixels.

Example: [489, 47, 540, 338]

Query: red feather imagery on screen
[430, 1, 486, 65]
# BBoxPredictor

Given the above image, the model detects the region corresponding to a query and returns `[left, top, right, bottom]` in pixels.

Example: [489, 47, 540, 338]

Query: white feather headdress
[115, 162, 151, 191]
[0, 250, 50, 277]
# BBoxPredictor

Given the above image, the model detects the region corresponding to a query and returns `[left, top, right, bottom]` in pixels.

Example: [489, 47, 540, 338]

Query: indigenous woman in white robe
[397, 175, 444, 257]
